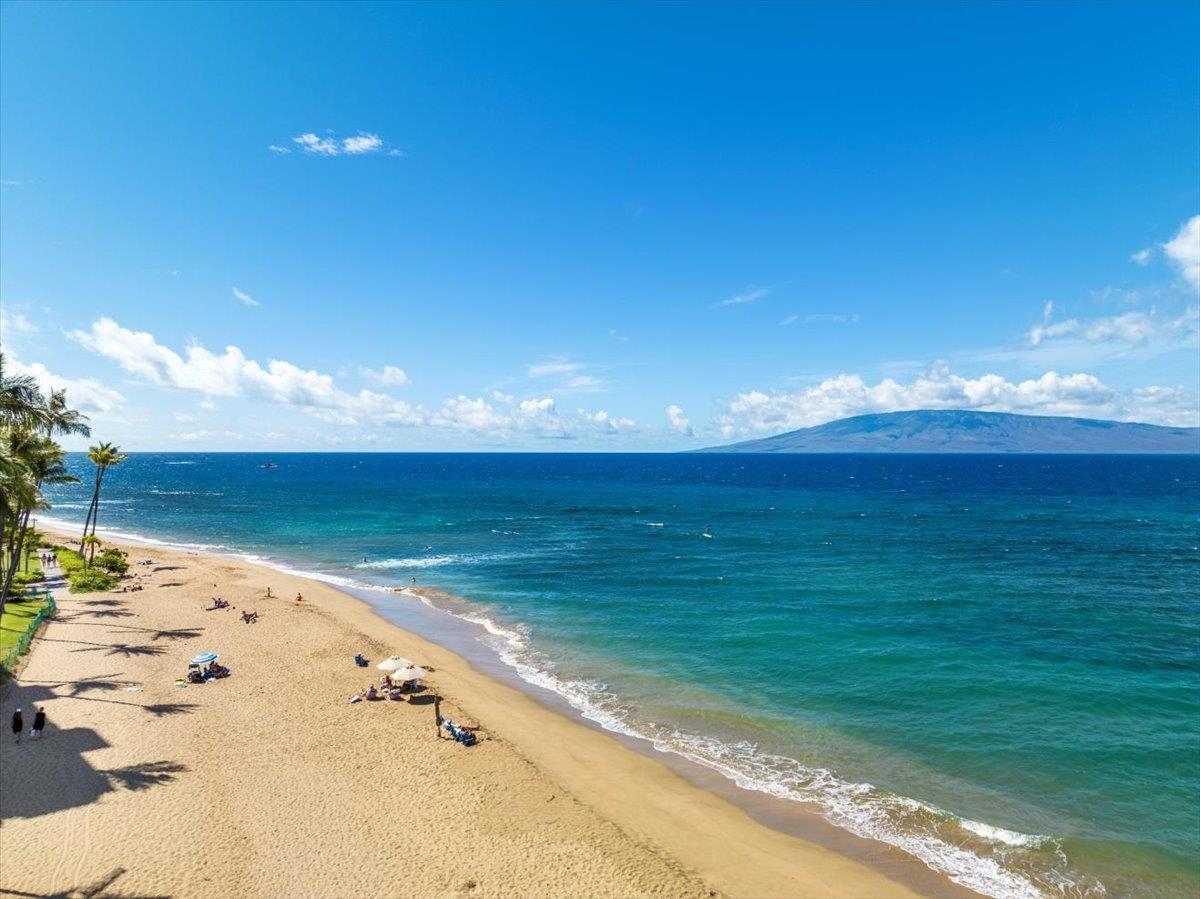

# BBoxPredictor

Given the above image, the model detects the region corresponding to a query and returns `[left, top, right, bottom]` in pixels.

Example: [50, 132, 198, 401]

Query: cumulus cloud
[232, 287, 259, 307]
[1162, 215, 1200, 290]
[1, 308, 38, 336]
[341, 133, 383, 154]
[1027, 301, 1198, 348]
[285, 131, 398, 157]
[7, 356, 124, 414]
[67, 318, 637, 440]
[666, 404, 693, 436]
[360, 365, 410, 388]
[430, 394, 573, 438]
[69, 317, 422, 427]
[577, 408, 636, 433]
[1131, 248, 1152, 265]
[713, 361, 1199, 436]
[718, 286, 771, 307]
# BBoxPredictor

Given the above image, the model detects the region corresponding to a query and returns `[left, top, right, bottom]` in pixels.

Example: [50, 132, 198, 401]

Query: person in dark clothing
[33, 707, 46, 739]
[11, 708, 23, 743]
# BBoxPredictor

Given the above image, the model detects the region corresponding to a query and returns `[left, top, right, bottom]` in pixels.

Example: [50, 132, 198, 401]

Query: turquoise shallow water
[40, 453, 1200, 898]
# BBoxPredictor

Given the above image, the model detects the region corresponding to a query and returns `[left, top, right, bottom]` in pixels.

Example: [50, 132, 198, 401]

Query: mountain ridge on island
[696, 410, 1200, 454]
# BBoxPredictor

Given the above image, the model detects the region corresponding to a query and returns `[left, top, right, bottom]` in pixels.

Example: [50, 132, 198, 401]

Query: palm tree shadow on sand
[0, 865, 169, 899]
[69, 643, 167, 658]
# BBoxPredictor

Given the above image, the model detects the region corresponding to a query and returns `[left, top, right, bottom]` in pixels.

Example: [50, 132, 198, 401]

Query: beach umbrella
[190, 652, 219, 666]
[392, 665, 427, 682]
[376, 656, 412, 672]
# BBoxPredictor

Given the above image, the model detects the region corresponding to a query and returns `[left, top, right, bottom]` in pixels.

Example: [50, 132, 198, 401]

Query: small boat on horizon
[260, 460, 278, 469]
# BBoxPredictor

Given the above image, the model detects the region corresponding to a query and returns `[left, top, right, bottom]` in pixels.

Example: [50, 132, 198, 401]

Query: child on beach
[11, 708, 23, 743]
[32, 707, 46, 739]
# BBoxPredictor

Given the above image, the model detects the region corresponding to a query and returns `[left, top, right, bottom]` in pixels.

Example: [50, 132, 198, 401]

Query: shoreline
[0, 524, 974, 898]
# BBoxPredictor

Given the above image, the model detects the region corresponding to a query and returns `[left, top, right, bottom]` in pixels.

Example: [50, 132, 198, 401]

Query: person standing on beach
[11, 708, 23, 744]
[32, 707, 46, 739]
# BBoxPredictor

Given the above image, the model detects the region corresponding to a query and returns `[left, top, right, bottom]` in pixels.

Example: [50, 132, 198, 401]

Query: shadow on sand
[0, 682, 191, 820]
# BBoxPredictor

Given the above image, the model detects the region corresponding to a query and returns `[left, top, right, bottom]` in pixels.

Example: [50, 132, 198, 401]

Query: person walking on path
[32, 707, 46, 739]
[11, 708, 23, 744]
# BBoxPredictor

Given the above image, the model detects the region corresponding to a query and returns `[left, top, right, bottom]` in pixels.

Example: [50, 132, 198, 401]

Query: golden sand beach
[0, 533, 946, 899]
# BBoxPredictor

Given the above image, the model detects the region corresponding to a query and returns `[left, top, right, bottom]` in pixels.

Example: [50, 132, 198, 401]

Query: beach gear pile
[442, 718, 476, 747]
[182, 651, 230, 684]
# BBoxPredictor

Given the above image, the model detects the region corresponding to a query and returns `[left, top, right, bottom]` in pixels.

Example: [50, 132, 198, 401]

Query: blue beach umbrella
[190, 652, 219, 666]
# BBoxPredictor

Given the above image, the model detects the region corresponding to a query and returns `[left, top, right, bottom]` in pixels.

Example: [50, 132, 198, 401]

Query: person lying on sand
[206, 598, 229, 610]
[241, 610, 258, 623]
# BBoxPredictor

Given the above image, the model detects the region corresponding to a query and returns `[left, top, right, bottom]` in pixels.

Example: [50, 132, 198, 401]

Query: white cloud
[7, 356, 125, 414]
[67, 318, 638, 440]
[430, 394, 572, 438]
[1131, 247, 1152, 265]
[718, 286, 771, 307]
[577, 408, 636, 432]
[69, 317, 422, 427]
[293, 133, 340, 155]
[199, 400, 217, 411]
[232, 287, 260, 307]
[564, 374, 605, 392]
[714, 361, 1200, 436]
[361, 365, 411, 388]
[1, 308, 39, 335]
[342, 133, 383, 154]
[1027, 303, 1198, 347]
[1162, 215, 1200, 290]
[779, 314, 798, 327]
[527, 357, 585, 378]
[286, 131, 398, 157]
[666, 404, 693, 436]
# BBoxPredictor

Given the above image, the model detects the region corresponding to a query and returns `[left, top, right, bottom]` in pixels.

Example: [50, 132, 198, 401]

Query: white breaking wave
[30, 511, 1086, 899]
[393, 586, 1083, 899]
[355, 551, 533, 570]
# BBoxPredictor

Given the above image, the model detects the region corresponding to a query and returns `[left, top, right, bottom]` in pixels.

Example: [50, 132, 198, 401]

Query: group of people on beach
[352, 672, 419, 702]
[10, 707, 47, 743]
[37, 553, 56, 569]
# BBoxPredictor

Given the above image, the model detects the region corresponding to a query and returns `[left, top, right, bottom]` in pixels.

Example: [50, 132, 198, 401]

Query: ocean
[38, 452, 1200, 898]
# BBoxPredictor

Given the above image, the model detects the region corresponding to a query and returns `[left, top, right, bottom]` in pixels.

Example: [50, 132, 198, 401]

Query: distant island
[698, 410, 1200, 454]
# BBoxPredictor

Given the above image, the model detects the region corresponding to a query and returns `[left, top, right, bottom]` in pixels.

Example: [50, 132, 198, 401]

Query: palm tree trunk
[0, 506, 32, 607]
[80, 468, 101, 554]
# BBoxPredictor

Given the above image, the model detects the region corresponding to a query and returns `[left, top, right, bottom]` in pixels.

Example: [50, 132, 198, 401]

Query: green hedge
[68, 567, 118, 593]
[56, 547, 87, 574]
[95, 547, 129, 575]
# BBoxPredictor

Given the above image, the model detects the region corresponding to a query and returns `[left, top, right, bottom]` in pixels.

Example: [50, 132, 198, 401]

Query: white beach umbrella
[376, 656, 413, 672]
[392, 665, 427, 682]
[190, 651, 219, 666]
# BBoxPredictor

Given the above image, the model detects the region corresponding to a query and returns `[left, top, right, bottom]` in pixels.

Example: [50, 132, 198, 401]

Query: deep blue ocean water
[39, 453, 1200, 898]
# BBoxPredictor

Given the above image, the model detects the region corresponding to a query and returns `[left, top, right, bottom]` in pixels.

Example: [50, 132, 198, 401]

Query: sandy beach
[1, 532, 933, 899]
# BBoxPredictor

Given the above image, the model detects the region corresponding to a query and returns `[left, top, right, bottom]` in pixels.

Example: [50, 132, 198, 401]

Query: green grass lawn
[1, 594, 52, 660]
[1, 552, 53, 673]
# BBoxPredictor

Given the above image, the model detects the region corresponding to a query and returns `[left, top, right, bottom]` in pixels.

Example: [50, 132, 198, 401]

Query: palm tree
[0, 429, 76, 603]
[45, 389, 91, 440]
[0, 353, 89, 610]
[80, 442, 127, 560]
[0, 353, 48, 431]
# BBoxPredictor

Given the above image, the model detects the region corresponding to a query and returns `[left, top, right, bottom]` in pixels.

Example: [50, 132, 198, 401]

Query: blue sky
[1, 1, 1197, 451]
